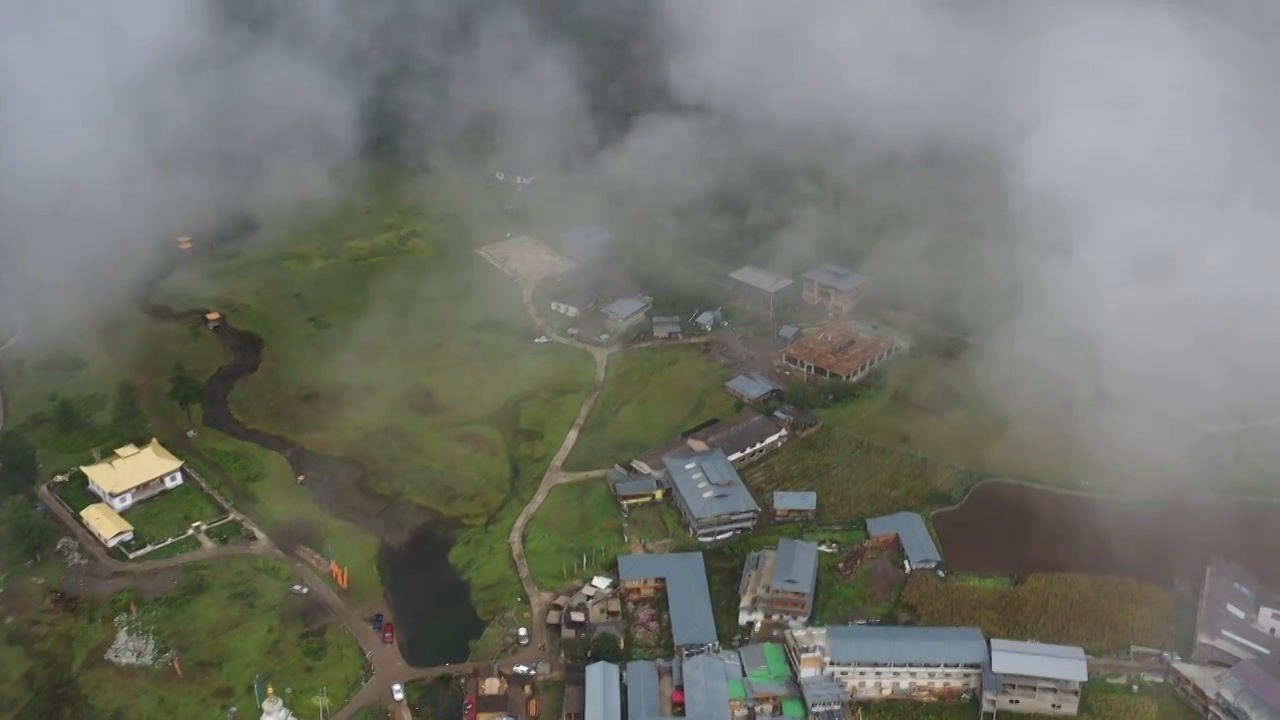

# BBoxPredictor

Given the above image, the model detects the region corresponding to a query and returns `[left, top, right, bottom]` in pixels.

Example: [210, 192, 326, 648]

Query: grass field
[2, 176, 596, 630]
[524, 480, 626, 589]
[0, 556, 364, 718]
[901, 573, 1176, 653]
[562, 347, 736, 471]
[738, 420, 978, 523]
[121, 482, 226, 542]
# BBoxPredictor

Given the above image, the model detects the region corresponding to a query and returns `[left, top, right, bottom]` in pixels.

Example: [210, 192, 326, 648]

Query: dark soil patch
[406, 388, 443, 416]
[58, 563, 184, 600]
[865, 552, 906, 603]
[934, 480, 1280, 586]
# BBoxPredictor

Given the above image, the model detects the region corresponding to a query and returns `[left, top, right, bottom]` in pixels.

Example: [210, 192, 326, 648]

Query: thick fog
[5, 0, 1280, 487]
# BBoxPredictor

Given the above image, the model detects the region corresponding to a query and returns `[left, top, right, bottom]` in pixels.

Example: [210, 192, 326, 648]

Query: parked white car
[516, 627, 530, 646]
[534, 336, 553, 344]
[512, 664, 536, 676]
[391, 682, 406, 702]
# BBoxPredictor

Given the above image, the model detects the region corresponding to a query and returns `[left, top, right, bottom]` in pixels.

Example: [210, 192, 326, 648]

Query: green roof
[727, 679, 747, 701]
[781, 698, 806, 717]
[761, 643, 791, 680]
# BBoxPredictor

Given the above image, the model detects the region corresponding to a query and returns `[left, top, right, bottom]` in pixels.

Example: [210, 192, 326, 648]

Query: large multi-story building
[738, 539, 820, 625]
[981, 639, 1088, 717]
[728, 265, 796, 322]
[800, 265, 867, 315]
[1192, 557, 1280, 667]
[1172, 659, 1280, 720]
[785, 625, 988, 701]
[664, 449, 760, 542]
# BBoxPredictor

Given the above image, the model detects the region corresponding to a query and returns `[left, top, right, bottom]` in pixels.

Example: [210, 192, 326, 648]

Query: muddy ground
[934, 480, 1280, 586]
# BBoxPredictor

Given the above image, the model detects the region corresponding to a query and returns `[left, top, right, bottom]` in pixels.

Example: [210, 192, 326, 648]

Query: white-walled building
[79, 503, 135, 548]
[981, 639, 1088, 716]
[80, 439, 185, 511]
[785, 626, 988, 701]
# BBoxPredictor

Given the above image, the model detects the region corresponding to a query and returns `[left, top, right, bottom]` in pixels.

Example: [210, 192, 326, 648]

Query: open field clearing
[0, 557, 363, 718]
[564, 347, 736, 471]
[524, 480, 626, 588]
[900, 572, 1175, 653]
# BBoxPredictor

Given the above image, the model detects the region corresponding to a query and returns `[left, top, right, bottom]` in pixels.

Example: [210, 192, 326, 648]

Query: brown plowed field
[932, 481, 1280, 585]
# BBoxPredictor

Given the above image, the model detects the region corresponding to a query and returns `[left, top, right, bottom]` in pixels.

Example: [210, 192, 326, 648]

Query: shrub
[900, 573, 1175, 653]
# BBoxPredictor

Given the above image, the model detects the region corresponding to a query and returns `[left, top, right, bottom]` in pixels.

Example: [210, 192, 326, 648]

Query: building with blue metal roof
[724, 372, 784, 403]
[866, 511, 942, 571]
[585, 661, 621, 720]
[738, 539, 819, 624]
[664, 449, 760, 541]
[617, 552, 719, 649]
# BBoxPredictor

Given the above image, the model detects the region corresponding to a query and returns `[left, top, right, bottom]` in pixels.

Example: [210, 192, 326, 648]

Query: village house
[652, 316, 684, 340]
[605, 468, 664, 506]
[724, 372, 784, 404]
[1172, 658, 1280, 720]
[81, 438, 186, 512]
[800, 265, 867, 315]
[617, 552, 719, 652]
[665, 449, 761, 542]
[981, 639, 1088, 717]
[772, 491, 817, 521]
[782, 322, 897, 384]
[685, 411, 789, 468]
[728, 266, 795, 322]
[79, 502, 135, 548]
[626, 661, 662, 720]
[866, 512, 943, 572]
[692, 310, 723, 333]
[777, 325, 801, 342]
[738, 538, 820, 625]
[785, 625, 989, 701]
[563, 683, 585, 720]
[549, 274, 608, 318]
[601, 295, 654, 332]
[1192, 557, 1280, 667]
[585, 661, 622, 720]
[770, 406, 823, 438]
[204, 311, 224, 330]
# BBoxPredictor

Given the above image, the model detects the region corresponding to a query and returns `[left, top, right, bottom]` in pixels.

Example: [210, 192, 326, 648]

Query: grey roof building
[626, 661, 661, 720]
[1173, 659, 1280, 720]
[685, 411, 788, 467]
[728, 266, 795, 321]
[866, 511, 943, 571]
[601, 295, 654, 329]
[692, 310, 721, 331]
[653, 315, 683, 338]
[664, 449, 761, 541]
[826, 625, 988, 666]
[561, 226, 612, 265]
[730, 265, 795, 293]
[617, 552, 719, 648]
[984, 640, 1087, 716]
[989, 639, 1088, 682]
[585, 661, 622, 720]
[772, 491, 817, 513]
[801, 265, 867, 294]
[683, 654, 732, 720]
[778, 325, 801, 341]
[724, 372, 784, 403]
[738, 538, 819, 624]
[1193, 557, 1280, 666]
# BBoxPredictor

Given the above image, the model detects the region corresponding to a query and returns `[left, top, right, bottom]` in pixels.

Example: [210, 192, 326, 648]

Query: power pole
[253, 675, 262, 707]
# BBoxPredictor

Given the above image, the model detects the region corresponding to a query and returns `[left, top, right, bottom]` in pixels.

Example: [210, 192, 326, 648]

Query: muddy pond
[932, 480, 1280, 586]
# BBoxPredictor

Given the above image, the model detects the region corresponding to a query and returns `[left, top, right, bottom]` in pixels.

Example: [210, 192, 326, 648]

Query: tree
[0, 430, 39, 496]
[588, 632, 625, 664]
[111, 380, 146, 436]
[53, 399, 84, 434]
[168, 362, 204, 424]
[0, 495, 55, 561]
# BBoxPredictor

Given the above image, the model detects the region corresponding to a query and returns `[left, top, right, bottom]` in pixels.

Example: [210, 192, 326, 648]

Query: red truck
[383, 622, 395, 644]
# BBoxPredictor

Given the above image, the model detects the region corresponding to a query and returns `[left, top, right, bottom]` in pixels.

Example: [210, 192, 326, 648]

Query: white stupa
[260, 685, 299, 720]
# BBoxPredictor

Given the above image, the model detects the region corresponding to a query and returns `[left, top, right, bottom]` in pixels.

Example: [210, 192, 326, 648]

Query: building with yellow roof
[79, 503, 135, 548]
[80, 438, 186, 511]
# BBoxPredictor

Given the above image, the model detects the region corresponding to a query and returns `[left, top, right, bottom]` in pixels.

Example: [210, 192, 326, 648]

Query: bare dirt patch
[865, 552, 906, 603]
[934, 480, 1280, 586]
[58, 562, 185, 601]
[476, 235, 577, 283]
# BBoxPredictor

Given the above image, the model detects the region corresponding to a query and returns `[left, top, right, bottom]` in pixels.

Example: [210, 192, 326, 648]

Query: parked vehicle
[391, 682, 406, 702]
[534, 336, 552, 344]
[516, 627, 530, 646]
[512, 664, 535, 676]
[288, 584, 310, 595]
[373, 612, 384, 631]
[383, 622, 395, 644]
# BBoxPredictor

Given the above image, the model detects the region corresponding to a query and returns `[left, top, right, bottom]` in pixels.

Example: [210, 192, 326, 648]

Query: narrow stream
[136, 231, 483, 666]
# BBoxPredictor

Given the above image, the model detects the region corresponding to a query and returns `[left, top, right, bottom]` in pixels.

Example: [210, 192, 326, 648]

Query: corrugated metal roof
[617, 553, 718, 647]
[664, 450, 759, 520]
[778, 325, 801, 340]
[728, 265, 794, 293]
[866, 512, 942, 569]
[989, 639, 1087, 682]
[626, 661, 660, 720]
[602, 295, 653, 322]
[801, 265, 867, 293]
[614, 477, 658, 496]
[826, 626, 988, 665]
[771, 539, 818, 601]
[724, 373, 783, 401]
[773, 491, 817, 512]
[585, 661, 621, 720]
[683, 654, 731, 720]
[798, 675, 847, 707]
[1221, 660, 1280, 719]
[694, 311, 718, 327]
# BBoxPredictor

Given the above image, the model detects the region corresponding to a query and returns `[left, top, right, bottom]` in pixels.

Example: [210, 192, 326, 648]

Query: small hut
[204, 311, 224, 330]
